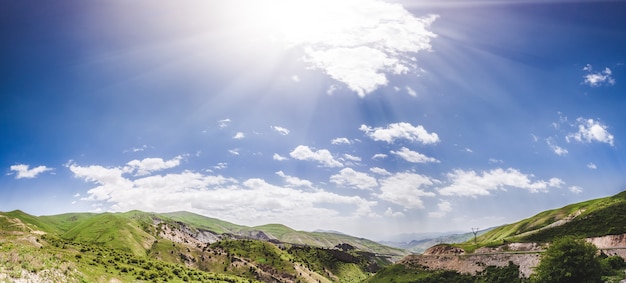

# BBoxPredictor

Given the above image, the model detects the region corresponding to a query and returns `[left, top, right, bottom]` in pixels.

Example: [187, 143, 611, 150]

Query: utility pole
[471, 227, 479, 245]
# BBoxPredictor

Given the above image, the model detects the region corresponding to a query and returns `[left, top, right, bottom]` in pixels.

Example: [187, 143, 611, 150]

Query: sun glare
[235, 0, 361, 46]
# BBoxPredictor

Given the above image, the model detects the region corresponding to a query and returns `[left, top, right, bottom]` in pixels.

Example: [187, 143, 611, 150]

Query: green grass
[465, 190, 626, 248]
[162, 211, 247, 234]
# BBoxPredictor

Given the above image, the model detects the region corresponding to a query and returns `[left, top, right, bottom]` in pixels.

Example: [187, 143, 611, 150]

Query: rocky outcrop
[423, 244, 465, 255]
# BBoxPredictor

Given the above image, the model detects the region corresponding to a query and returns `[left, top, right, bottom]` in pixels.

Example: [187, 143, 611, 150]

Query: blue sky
[2, 0, 625, 241]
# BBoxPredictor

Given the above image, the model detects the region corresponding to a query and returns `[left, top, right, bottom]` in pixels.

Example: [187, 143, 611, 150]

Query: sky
[2, 0, 626, 241]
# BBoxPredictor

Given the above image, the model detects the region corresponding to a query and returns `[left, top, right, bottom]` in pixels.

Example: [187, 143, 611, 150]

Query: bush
[531, 236, 602, 283]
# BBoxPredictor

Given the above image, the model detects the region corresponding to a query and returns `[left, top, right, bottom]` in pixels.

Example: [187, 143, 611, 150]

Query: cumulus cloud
[566, 117, 614, 146]
[271, 0, 438, 97]
[360, 122, 439, 144]
[391, 147, 439, 163]
[331, 137, 352, 145]
[330, 168, 378, 190]
[126, 156, 184, 176]
[582, 64, 615, 87]
[271, 126, 290, 135]
[428, 199, 452, 218]
[546, 138, 568, 156]
[8, 164, 53, 179]
[69, 161, 376, 226]
[289, 145, 343, 167]
[376, 172, 437, 209]
[438, 168, 564, 197]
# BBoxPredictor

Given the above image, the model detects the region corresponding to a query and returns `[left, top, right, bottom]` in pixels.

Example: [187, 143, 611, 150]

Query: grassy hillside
[0, 210, 402, 282]
[472, 190, 626, 246]
[162, 211, 248, 234]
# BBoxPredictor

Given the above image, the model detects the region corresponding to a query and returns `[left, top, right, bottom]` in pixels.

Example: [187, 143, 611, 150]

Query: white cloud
[276, 171, 313, 188]
[384, 207, 404, 217]
[289, 145, 343, 167]
[291, 75, 300, 82]
[587, 163, 597, 169]
[273, 153, 288, 161]
[218, 118, 231, 128]
[488, 158, 503, 164]
[214, 163, 228, 170]
[370, 167, 391, 176]
[272, 0, 437, 97]
[69, 161, 377, 227]
[8, 164, 53, 179]
[330, 168, 378, 190]
[360, 122, 439, 144]
[376, 172, 437, 209]
[566, 117, 614, 146]
[342, 154, 361, 162]
[372, 153, 388, 159]
[406, 86, 417, 97]
[428, 199, 452, 218]
[331, 137, 352, 145]
[233, 132, 245, 139]
[228, 149, 240, 155]
[438, 168, 563, 197]
[391, 147, 439, 163]
[582, 64, 615, 87]
[546, 138, 568, 156]
[569, 186, 583, 194]
[126, 156, 184, 176]
[271, 126, 290, 135]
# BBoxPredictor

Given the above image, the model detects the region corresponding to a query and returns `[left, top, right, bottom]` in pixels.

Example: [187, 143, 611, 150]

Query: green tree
[531, 236, 602, 283]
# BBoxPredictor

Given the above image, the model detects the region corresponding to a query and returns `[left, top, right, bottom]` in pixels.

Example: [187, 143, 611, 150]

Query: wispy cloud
[271, 126, 290, 135]
[428, 199, 452, 218]
[569, 186, 583, 194]
[218, 118, 231, 128]
[582, 64, 615, 87]
[331, 137, 352, 145]
[8, 164, 53, 179]
[360, 122, 440, 144]
[233, 132, 245, 139]
[390, 147, 439, 163]
[546, 137, 568, 156]
[273, 153, 288, 161]
[587, 163, 597, 169]
[276, 171, 313, 188]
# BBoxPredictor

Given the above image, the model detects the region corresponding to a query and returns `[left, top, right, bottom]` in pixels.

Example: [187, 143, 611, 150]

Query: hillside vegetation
[472, 190, 626, 247]
[0, 210, 402, 282]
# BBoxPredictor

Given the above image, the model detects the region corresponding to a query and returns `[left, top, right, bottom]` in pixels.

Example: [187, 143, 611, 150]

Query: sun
[229, 0, 356, 46]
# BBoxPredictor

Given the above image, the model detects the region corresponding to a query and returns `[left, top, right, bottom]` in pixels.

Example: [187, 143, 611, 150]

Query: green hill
[0, 209, 403, 282]
[471, 190, 626, 246]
